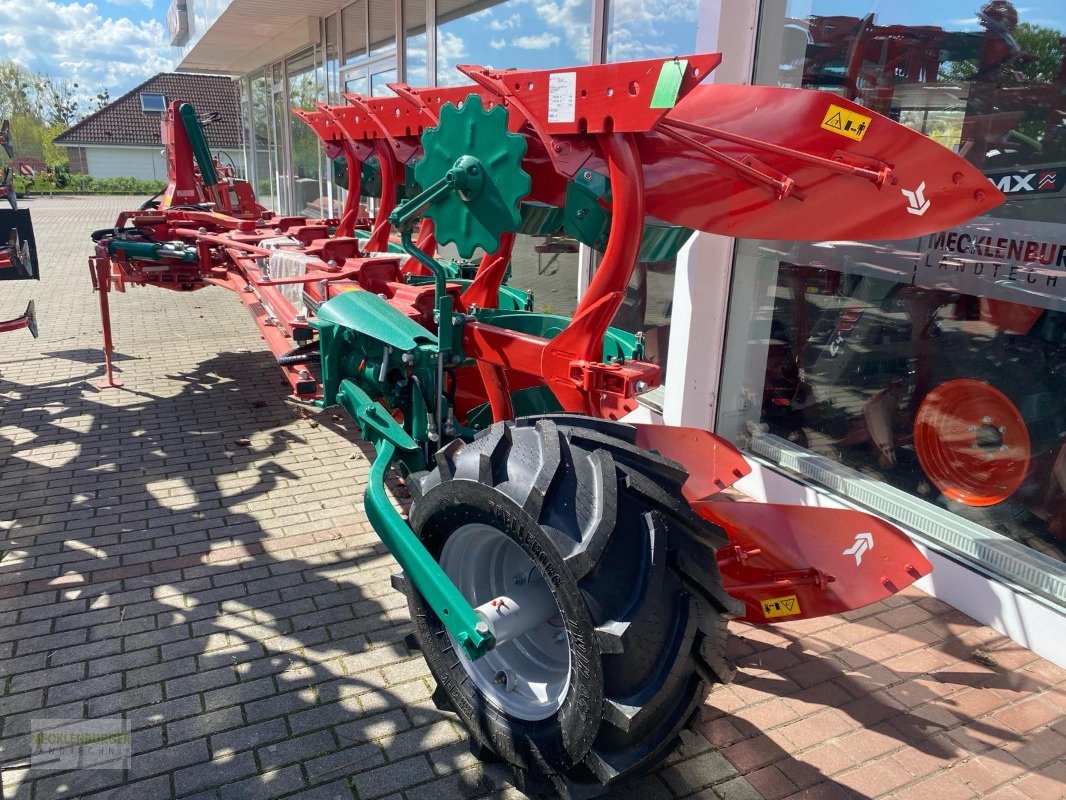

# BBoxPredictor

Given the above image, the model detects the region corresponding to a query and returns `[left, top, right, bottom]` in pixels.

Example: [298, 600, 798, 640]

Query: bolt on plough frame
[90, 53, 1003, 796]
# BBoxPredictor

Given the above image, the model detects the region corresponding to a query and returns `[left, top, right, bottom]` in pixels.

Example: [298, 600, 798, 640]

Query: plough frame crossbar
[89, 52, 1001, 795]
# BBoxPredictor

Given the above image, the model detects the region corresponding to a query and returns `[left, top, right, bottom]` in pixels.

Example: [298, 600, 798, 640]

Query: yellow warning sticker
[761, 595, 802, 619]
[820, 104, 871, 141]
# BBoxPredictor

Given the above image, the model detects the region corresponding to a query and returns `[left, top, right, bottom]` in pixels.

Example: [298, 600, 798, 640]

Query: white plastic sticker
[547, 72, 577, 124]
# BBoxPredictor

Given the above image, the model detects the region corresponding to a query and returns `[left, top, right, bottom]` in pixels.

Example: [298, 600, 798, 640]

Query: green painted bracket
[337, 379, 493, 660]
[178, 103, 218, 187]
[108, 240, 198, 262]
[316, 290, 436, 352]
[565, 169, 693, 261]
[311, 290, 437, 410]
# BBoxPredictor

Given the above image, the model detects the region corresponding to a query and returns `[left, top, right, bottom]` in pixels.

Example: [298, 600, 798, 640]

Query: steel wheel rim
[439, 522, 571, 721]
[914, 379, 1031, 507]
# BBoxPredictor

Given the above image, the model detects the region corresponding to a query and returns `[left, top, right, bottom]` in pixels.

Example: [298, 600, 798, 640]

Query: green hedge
[14, 174, 166, 196]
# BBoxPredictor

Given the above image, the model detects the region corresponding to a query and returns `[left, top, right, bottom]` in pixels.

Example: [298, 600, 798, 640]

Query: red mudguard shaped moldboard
[638, 84, 1004, 241]
[694, 501, 933, 624]
[631, 423, 751, 502]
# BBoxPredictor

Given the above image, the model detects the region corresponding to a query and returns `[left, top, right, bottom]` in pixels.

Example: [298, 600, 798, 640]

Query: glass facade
[343, 0, 368, 64]
[286, 48, 328, 217]
[435, 0, 592, 86]
[604, 0, 701, 376]
[719, 2, 1066, 587]
[403, 0, 428, 85]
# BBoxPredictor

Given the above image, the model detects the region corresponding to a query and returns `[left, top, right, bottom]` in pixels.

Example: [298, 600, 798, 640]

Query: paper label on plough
[547, 72, 576, 124]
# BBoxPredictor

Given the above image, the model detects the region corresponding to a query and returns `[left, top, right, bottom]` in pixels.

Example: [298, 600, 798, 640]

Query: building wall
[77, 145, 244, 181]
[66, 147, 89, 174]
[84, 147, 167, 180]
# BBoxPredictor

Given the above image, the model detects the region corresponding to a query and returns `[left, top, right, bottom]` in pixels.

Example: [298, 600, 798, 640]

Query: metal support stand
[93, 254, 123, 389]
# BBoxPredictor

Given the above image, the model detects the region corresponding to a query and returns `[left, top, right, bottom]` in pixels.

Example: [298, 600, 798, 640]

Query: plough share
[89, 54, 1003, 797]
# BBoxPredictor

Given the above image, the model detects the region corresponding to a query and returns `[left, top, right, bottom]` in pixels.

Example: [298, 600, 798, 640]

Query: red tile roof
[55, 73, 241, 149]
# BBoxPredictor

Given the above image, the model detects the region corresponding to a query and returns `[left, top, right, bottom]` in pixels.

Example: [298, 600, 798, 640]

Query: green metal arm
[336, 379, 493, 659]
[178, 103, 219, 187]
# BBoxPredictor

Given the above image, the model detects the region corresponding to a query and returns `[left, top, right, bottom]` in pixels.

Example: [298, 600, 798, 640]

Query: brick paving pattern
[0, 195, 1063, 800]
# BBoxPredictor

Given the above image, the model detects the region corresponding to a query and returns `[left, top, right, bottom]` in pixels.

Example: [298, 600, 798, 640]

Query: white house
[55, 72, 244, 181]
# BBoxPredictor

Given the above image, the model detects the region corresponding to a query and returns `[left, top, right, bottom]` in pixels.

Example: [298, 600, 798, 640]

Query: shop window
[369, 0, 396, 56]
[603, 0, 701, 378]
[404, 0, 428, 85]
[325, 14, 340, 103]
[435, 0, 591, 86]
[250, 71, 279, 211]
[343, 0, 368, 65]
[345, 74, 369, 95]
[371, 67, 398, 97]
[606, 0, 700, 62]
[718, 1, 1066, 590]
[287, 48, 327, 218]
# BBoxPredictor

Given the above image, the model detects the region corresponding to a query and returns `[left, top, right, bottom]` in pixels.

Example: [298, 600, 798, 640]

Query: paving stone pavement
[0, 195, 1063, 800]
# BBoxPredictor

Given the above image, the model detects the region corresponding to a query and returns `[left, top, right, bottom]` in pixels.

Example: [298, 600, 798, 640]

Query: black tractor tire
[403, 414, 742, 798]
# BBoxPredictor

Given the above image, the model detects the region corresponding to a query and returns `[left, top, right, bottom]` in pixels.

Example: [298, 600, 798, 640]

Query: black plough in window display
[720, 1, 1066, 572]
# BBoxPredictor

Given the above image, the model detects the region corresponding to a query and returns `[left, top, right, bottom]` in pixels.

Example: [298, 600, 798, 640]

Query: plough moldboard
[88, 54, 1002, 797]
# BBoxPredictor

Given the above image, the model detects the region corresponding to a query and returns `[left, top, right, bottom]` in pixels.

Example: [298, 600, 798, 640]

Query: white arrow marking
[901, 181, 931, 216]
[842, 532, 874, 566]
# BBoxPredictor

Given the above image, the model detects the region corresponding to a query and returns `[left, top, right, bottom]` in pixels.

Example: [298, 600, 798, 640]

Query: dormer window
[140, 93, 167, 113]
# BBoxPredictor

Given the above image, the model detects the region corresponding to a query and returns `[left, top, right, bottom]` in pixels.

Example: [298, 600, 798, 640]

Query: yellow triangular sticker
[761, 594, 802, 619]
[820, 104, 871, 141]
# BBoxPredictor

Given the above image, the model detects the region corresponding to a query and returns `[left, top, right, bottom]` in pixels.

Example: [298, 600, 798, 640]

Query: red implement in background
[915, 379, 1031, 507]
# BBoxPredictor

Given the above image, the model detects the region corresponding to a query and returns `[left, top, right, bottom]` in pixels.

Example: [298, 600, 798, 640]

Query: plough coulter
[1, 119, 39, 338]
[89, 54, 1002, 796]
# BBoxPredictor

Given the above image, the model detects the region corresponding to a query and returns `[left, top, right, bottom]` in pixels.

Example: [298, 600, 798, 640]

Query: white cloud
[0, 1, 172, 105]
[108, 0, 155, 8]
[436, 30, 469, 87]
[488, 14, 522, 31]
[604, 28, 673, 61]
[490, 38, 507, 50]
[593, 0, 701, 59]
[533, 0, 591, 61]
[512, 32, 561, 50]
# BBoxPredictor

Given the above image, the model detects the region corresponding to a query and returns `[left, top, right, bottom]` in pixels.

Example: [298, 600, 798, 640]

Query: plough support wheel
[404, 416, 737, 796]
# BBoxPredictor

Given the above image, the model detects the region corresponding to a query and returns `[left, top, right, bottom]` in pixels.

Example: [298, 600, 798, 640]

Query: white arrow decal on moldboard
[901, 181, 931, 216]
[842, 532, 874, 566]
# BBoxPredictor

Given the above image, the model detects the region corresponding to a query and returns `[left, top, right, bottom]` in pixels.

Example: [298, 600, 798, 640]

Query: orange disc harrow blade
[914, 379, 1031, 507]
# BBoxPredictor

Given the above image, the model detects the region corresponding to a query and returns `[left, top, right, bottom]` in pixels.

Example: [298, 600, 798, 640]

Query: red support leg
[540, 133, 645, 416]
[366, 142, 398, 252]
[462, 231, 515, 309]
[93, 251, 124, 389]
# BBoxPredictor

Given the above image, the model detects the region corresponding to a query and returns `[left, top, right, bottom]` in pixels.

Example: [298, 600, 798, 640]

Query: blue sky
[0, 0, 1060, 109]
[0, 1, 173, 107]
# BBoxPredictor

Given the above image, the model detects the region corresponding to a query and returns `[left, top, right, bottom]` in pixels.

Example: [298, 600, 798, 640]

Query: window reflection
[720, 1, 1066, 567]
[435, 0, 591, 86]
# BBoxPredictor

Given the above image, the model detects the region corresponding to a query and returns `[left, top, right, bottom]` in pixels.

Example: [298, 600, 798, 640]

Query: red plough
[88, 54, 1002, 796]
